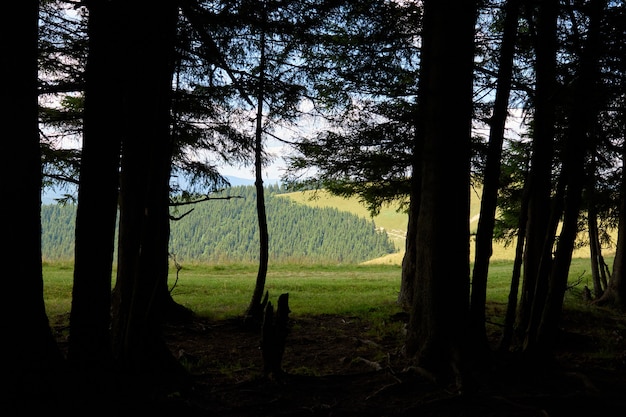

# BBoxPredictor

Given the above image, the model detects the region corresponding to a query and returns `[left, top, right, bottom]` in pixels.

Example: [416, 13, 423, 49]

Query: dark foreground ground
[6, 306, 625, 416]
[157, 308, 626, 417]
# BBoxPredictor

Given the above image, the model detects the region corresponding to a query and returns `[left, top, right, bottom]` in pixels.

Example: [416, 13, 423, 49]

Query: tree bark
[587, 171, 606, 299]
[532, 0, 604, 359]
[111, 1, 188, 388]
[515, 0, 559, 349]
[2, 1, 64, 407]
[596, 150, 626, 310]
[399, 170, 420, 310]
[597, 143, 626, 310]
[247, 7, 270, 324]
[595, 84, 626, 311]
[499, 169, 530, 352]
[404, 0, 477, 387]
[470, 0, 521, 354]
[68, 0, 122, 370]
[399, 101, 424, 311]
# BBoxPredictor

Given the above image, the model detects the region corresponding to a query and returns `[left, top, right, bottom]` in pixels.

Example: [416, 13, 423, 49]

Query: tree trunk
[470, 0, 520, 354]
[68, 0, 122, 370]
[2, 0, 63, 382]
[399, 105, 424, 311]
[111, 1, 188, 389]
[522, 172, 566, 350]
[404, 0, 476, 387]
[246, 12, 270, 324]
[532, 0, 604, 359]
[587, 176, 606, 299]
[596, 139, 626, 310]
[515, 0, 558, 349]
[499, 171, 530, 352]
[596, 145, 626, 310]
[399, 170, 420, 310]
[595, 64, 626, 312]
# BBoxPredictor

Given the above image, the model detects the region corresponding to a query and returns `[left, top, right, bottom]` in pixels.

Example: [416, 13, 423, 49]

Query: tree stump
[261, 293, 290, 379]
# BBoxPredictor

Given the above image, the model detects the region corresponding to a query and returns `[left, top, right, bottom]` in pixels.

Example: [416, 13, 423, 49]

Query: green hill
[279, 190, 408, 248]
[280, 190, 408, 264]
[281, 187, 607, 264]
[41, 185, 397, 264]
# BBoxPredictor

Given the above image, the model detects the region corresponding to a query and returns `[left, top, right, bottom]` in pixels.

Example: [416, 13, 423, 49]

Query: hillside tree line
[41, 185, 396, 263]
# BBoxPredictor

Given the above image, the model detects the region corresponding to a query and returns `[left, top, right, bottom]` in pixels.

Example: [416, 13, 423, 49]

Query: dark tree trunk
[404, 0, 477, 387]
[515, 0, 558, 348]
[470, 0, 520, 354]
[596, 127, 626, 311]
[399, 171, 420, 310]
[111, 1, 188, 389]
[499, 176, 530, 352]
[399, 108, 423, 311]
[523, 172, 565, 350]
[68, 0, 122, 370]
[247, 15, 270, 324]
[532, 0, 604, 359]
[587, 169, 606, 299]
[595, 29, 626, 312]
[2, 1, 64, 406]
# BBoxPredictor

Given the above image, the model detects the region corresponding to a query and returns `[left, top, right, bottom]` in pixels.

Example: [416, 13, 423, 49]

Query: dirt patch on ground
[161, 311, 626, 416]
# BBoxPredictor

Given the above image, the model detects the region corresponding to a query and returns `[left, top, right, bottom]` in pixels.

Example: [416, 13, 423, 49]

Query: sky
[218, 140, 289, 182]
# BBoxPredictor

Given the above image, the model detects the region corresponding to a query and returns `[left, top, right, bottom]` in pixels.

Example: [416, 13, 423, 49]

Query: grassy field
[42, 189, 613, 322]
[43, 258, 598, 323]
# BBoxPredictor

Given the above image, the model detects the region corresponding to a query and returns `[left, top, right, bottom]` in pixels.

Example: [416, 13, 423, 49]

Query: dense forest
[41, 185, 396, 263]
[5, 0, 626, 415]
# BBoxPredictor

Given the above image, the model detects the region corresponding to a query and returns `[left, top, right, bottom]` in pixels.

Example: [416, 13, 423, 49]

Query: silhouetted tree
[110, 1, 189, 391]
[469, 0, 521, 356]
[404, 0, 477, 387]
[514, 0, 559, 353]
[68, 0, 123, 370]
[2, 0, 64, 408]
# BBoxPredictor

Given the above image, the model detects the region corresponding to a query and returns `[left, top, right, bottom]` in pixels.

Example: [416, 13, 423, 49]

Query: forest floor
[155, 305, 626, 417]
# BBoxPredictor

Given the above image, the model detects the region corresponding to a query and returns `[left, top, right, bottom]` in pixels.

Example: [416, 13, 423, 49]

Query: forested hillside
[41, 185, 397, 263]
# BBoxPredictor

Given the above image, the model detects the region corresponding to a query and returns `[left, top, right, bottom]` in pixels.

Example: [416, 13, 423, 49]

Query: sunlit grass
[42, 260, 75, 323]
[167, 263, 403, 319]
[43, 258, 603, 323]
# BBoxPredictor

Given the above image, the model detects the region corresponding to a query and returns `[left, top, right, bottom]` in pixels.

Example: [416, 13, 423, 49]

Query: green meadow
[43, 257, 597, 324]
[43, 190, 610, 323]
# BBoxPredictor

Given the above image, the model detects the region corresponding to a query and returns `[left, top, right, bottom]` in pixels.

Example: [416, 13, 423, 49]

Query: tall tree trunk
[405, 0, 477, 387]
[399, 104, 424, 311]
[246, 10, 270, 323]
[532, 0, 604, 359]
[596, 134, 626, 310]
[594, 40, 626, 312]
[470, 0, 521, 354]
[499, 169, 530, 352]
[111, 1, 187, 389]
[596, 132, 626, 310]
[515, 0, 559, 348]
[399, 170, 420, 310]
[587, 164, 606, 299]
[523, 172, 565, 350]
[68, 0, 122, 370]
[2, 2, 63, 394]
